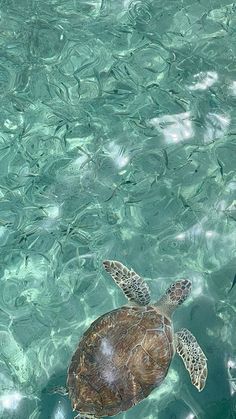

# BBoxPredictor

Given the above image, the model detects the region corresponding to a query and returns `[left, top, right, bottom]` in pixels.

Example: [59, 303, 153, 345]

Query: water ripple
[0, 1, 235, 418]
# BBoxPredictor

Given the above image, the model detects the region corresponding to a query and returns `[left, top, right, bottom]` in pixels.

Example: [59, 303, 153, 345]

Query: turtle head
[156, 279, 192, 318]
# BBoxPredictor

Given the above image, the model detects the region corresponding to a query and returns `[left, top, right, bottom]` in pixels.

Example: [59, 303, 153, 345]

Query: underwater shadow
[39, 369, 74, 419]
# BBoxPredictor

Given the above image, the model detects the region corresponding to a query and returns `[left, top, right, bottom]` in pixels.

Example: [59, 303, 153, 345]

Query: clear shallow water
[0, 0, 236, 418]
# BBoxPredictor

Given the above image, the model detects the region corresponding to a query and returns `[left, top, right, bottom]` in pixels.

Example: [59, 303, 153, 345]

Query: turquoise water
[0, 0, 236, 418]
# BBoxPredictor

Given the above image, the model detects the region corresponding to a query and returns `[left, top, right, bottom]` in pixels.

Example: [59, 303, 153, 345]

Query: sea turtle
[67, 260, 207, 419]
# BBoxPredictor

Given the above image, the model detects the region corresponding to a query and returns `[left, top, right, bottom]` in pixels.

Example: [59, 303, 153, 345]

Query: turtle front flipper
[103, 260, 151, 306]
[175, 328, 208, 391]
[74, 413, 98, 419]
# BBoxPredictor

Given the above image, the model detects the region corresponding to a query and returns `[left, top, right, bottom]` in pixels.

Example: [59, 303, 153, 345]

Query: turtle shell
[67, 305, 174, 417]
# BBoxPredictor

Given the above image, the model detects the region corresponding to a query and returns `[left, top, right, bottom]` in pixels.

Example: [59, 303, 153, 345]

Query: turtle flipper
[175, 328, 207, 391]
[74, 413, 98, 419]
[103, 260, 151, 306]
[157, 279, 191, 317]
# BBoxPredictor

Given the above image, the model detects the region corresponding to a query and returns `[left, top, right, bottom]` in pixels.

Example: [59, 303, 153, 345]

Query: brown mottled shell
[67, 306, 174, 417]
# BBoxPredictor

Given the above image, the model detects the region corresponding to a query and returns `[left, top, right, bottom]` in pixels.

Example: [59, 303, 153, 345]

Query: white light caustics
[100, 337, 114, 357]
[0, 391, 23, 411]
[149, 112, 193, 144]
[229, 81, 236, 96]
[175, 221, 218, 242]
[107, 142, 130, 169]
[185, 414, 195, 419]
[204, 112, 230, 143]
[227, 358, 236, 396]
[52, 401, 67, 419]
[187, 71, 218, 91]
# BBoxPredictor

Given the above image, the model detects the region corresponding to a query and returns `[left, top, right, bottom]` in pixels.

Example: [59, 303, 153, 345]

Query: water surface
[0, 1, 236, 418]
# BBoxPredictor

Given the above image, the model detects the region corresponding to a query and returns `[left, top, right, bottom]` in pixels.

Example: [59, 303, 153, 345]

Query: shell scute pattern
[67, 306, 174, 417]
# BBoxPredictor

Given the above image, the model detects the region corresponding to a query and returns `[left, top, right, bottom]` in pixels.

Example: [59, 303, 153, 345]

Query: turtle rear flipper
[48, 386, 68, 396]
[176, 328, 208, 391]
[75, 414, 98, 419]
[103, 260, 151, 306]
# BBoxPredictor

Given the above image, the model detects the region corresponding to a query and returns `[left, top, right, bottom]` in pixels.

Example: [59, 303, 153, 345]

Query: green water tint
[0, 0, 235, 418]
